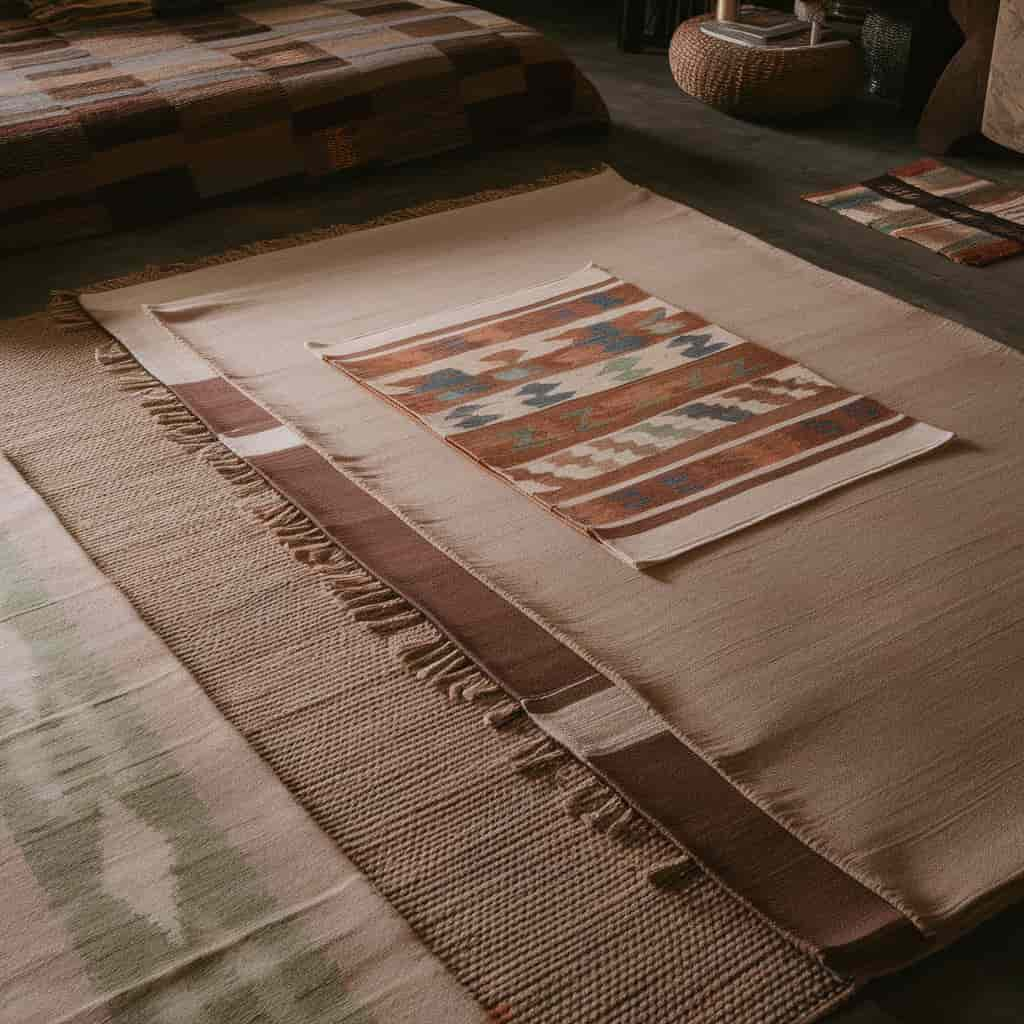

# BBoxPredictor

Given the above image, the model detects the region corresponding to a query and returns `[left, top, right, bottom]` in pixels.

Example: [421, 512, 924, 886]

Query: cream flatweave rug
[73, 169, 1024, 1004]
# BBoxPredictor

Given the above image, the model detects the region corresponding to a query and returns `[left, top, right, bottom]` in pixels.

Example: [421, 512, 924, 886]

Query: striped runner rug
[803, 159, 1024, 266]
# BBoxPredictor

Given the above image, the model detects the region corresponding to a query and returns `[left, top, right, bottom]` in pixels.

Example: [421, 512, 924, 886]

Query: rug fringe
[92, 336, 670, 859]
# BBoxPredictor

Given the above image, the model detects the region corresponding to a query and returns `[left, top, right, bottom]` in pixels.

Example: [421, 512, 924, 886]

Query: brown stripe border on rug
[55, 173, 929, 981]
[862, 174, 1024, 248]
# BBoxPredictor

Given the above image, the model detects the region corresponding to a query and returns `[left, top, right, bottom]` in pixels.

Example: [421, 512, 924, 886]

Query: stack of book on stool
[702, 5, 837, 46]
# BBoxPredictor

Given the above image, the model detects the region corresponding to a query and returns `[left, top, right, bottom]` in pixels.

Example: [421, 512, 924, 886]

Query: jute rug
[0, 306, 850, 1021]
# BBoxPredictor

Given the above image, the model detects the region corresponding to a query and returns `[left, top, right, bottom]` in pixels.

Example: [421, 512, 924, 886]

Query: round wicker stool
[669, 15, 861, 119]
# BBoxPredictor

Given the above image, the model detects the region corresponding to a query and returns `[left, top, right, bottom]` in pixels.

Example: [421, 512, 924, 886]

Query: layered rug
[11, 168, 1024, 1022]
[1, 296, 851, 1018]
[0, 0, 606, 250]
[804, 159, 1024, 266]
[0, 453, 486, 1024]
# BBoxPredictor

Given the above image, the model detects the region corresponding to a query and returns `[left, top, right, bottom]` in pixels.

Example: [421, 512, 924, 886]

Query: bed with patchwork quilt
[0, 0, 607, 250]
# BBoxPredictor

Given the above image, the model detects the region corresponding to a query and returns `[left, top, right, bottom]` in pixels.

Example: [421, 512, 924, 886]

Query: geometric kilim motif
[0, 0, 607, 251]
[319, 265, 953, 567]
[803, 158, 1024, 267]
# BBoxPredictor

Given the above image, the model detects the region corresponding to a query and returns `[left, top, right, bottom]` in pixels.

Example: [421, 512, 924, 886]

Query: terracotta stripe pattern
[803, 158, 1024, 266]
[123, 307, 930, 977]
[0, 0, 607, 251]
[318, 266, 952, 567]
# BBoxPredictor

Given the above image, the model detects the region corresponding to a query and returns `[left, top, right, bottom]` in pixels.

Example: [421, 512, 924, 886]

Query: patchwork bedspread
[0, 0, 606, 250]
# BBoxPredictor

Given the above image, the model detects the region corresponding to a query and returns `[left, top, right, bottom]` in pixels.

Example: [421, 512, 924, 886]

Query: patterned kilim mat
[316, 265, 951, 567]
[0, 314, 852, 1023]
[0, 0, 605, 251]
[803, 159, 1024, 266]
[0, 452, 486, 1024]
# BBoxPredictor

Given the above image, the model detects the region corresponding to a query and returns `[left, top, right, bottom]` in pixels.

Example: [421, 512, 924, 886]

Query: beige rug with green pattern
[0, 451, 486, 1024]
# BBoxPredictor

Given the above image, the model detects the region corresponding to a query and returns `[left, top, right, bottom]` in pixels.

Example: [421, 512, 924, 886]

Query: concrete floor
[3, 2, 1022, 1018]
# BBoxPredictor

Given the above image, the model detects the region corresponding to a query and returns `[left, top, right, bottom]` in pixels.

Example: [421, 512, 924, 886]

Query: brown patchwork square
[187, 118, 303, 196]
[436, 34, 519, 76]
[0, 112, 90, 180]
[523, 59, 576, 117]
[171, 74, 291, 144]
[177, 13, 272, 44]
[46, 74, 146, 101]
[462, 62, 577, 147]
[351, 77, 467, 163]
[349, 2, 425, 19]
[96, 165, 199, 229]
[234, 41, 347, 79]
[395, 15, 475, 37]
[290, 89, 372, 135]
[364, 62, 455, 115]
[458, 62, 526, 106]
[314, 27, 408, 59]
[26, 61, 113, 81]
[76, 91, 182, 151]
[297, 123, 357, 175]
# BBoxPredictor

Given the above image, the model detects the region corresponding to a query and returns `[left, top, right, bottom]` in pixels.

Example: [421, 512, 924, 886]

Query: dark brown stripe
[174, 378, 279, 437]
[597, 415, 914, 541]
[245, 443, 592, 698]
[590, 733, 928, 977]
[167, 371, 921, 976]
[863, 174, 1024, 248]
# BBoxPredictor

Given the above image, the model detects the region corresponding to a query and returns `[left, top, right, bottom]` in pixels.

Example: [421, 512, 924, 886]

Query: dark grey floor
[3, 2, 1023, 1018]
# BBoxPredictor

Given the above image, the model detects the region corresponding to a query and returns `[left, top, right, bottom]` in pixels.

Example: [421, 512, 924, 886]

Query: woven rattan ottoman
[669, 14, 862, 119]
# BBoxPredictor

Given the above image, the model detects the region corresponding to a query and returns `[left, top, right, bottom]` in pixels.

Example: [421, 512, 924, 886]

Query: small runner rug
[803, 159, 1024, 266]
[315, 264, 951, 568]
[0, 452, 485, 1024]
